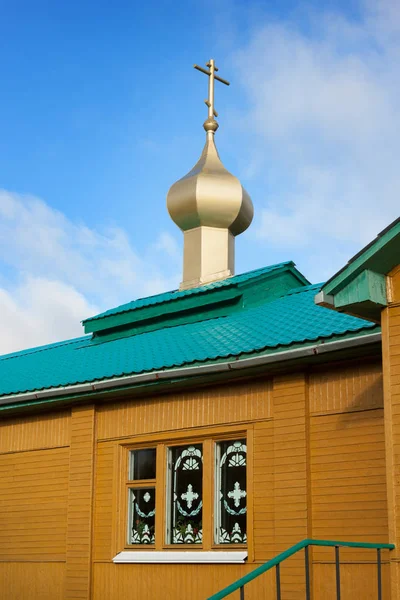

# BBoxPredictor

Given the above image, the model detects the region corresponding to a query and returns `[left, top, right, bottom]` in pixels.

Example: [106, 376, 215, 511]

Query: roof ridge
[84, 261, 295, 324]
[79, 282, 369, 353]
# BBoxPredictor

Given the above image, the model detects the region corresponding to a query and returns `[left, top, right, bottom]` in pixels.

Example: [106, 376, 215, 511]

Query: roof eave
[317, 218, 400, 323]
[322, 218, 400, 297]
[0, 330, 381, 413]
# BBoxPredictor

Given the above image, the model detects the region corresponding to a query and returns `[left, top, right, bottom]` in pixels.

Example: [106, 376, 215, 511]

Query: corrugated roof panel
[0, 283, 377, 398]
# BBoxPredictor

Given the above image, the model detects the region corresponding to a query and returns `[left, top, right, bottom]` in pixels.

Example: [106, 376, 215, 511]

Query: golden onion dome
[167, 128, 254, 236]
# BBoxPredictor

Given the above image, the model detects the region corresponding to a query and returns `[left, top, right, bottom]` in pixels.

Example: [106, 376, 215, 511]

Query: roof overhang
[315, 217, 400, 323]
[0, 331, 381, 415]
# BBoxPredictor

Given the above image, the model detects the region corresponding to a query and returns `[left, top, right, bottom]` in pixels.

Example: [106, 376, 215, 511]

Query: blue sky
[0, 0, 399, 352]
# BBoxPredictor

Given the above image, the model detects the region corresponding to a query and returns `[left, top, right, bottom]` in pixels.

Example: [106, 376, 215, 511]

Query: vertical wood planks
[382, 296, 400, 598]
[311, 409, 388, 562]
[253, 420, 274, 560]
[273, 373, 310, 599]
[93, 441, 115, 562]
[0, 563, 65, 600]
[64, 405, 95, 600]
[0, 409, 70, 453]
[309, 362, 383, 415]
[96, 379, 271, 441]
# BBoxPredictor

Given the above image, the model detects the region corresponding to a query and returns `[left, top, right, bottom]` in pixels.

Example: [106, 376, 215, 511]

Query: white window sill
[113, 551, 248, 564]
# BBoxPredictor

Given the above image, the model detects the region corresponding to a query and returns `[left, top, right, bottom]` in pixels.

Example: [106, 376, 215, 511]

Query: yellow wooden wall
[310, 361, 389, 599]
[0, 358, 391, 599]
[91, 362, 389, 600]
[381, 265, 400, 597]
[64, 405, 96, 600]
[0, 409, 70, 600]
[96, 379, 271, 441]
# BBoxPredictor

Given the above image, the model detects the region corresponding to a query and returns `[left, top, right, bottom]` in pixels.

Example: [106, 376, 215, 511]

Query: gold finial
[194, 59, 230, 132]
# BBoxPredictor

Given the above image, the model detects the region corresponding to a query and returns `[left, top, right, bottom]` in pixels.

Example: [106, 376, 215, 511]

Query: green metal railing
[207, 539, 395, 600]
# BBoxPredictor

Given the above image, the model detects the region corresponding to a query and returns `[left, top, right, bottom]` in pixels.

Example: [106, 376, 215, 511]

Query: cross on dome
[194, 59, 230, 131]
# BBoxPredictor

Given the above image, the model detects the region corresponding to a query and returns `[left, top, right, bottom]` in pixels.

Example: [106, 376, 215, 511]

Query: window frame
[117, 424, 254, 557]
[126, 447, 157, 546]
[213, 438, 248, 547]
[165, 441, 205, 547]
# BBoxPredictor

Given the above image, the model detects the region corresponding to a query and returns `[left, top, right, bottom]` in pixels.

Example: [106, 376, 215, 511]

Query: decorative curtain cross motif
[130, 488, 156, 544]
[217, 439, 247, 544]
[169, 444, 203, 544]
[182, 484, 199, 509]
[228, 482, 246, 507]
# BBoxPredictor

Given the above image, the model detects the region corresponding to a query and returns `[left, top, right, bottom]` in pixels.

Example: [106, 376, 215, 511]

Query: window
[215, 440, 247, 544]
[128, 448, 156, 544]
[167, 444, 203, 544]
[125, 433, 248, 550]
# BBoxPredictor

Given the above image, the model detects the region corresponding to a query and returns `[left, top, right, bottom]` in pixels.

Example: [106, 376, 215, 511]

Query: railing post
[305, 545, 311, 600]
[377, 548, 382, 600]
[335, 546, 341, 600]
[276, 564, 281, 600]
[239, 586, 244, 600]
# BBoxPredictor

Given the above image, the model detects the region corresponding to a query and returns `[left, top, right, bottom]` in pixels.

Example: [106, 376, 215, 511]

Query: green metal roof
[0, 263, 378, 399]
[83, 263, 295, 322]
[82, 261, 309, 336]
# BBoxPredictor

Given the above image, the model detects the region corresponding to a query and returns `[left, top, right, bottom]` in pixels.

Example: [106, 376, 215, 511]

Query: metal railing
[207, 539, 395, 600]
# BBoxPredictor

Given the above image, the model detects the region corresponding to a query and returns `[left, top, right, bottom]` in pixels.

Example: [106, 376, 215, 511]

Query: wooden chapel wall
[381, 265, 400, 599]
[0, 356, 389, 600]
[309, 361, 390, 600]
[91, 360, 390, 600]
[0, 409, 70, 600]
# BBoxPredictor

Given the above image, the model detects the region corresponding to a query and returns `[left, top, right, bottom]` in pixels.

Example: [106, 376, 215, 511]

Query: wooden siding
[0, 563, 65, 600]
[387, 265, 400, 305]
[0, 447, 69, 561]
[313, 562, 390, 600]
[93, 441, 115, 562]
[64, 406, 95, 600]
[311, 409, 388, 562]
[0, 409, 70, 453]
[0, 358, 394, 600]
[253, 420, 274, 560]
[92, 562, 276, 600]
[271, 373, 310, 599]
[382, 294, 400, 597]
[309, 361, 383, 415]
[96, 379, 271, 441]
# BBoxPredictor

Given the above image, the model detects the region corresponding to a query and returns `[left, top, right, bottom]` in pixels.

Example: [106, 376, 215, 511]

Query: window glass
[167, 444, 203, 544]
[128, 487, 156, 544]
[215, 439, 247, 544]
[130, 448, 156, 480]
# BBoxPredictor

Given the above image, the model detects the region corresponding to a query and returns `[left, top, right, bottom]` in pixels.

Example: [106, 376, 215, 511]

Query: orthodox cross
[228, 481, 246, 507]
[194, 59, 230, 120]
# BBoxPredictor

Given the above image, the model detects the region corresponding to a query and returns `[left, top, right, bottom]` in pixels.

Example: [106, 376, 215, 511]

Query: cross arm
[193, 64, 230, 86]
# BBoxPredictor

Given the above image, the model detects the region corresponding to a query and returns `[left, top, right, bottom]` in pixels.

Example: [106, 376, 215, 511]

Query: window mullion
[202, 438, 213, 550]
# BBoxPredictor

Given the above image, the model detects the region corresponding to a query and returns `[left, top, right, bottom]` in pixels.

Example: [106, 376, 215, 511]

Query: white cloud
[231, 0, 400, 281]
[0, 190, 180, 353]
[0, 278, 99, 354]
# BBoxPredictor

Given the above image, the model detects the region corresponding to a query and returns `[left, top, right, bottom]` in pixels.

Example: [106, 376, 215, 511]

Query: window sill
[113, 551, 248, 564]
